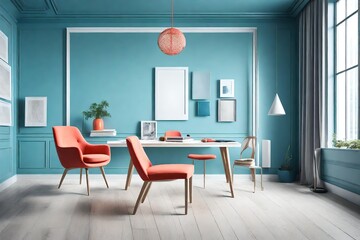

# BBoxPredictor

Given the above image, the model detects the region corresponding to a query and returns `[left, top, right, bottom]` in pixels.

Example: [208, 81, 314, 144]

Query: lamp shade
[268, 93, 286, 116]
[158, 27, 186, 55]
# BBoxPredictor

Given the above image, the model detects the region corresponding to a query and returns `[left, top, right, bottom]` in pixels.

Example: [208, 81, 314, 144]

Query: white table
[107, 139, 242, 198]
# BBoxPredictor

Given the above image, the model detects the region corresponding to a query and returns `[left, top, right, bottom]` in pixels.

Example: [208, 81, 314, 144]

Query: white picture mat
[0, 31, 8, 63]
[141, 121, 157, 140]
[0, 60, 11, 100]
[0, 101, 11, 126]
[155, 67, 188, 120]
[25, 97, 47, 127]
[192, 71, 210, 99]
[220, 79, 235, 98]
[218, 99, 236, 122]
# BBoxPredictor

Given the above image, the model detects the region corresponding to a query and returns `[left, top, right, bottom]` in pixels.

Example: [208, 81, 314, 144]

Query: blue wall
[322, 148, 360, 195]
[16, 19, 298, 175]
[0, 6, 17, 183]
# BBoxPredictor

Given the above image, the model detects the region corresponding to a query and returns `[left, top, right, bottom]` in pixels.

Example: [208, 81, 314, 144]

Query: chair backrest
[53, 126, 87, 152]
[240, 136, 256, 159]
[164, 130, 182, 137]
[52, 126, 88, 168]
[126, 136, 152, 181]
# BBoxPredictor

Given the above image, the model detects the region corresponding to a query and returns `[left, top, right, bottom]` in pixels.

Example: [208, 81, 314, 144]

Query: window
[335, 0, 358, 141]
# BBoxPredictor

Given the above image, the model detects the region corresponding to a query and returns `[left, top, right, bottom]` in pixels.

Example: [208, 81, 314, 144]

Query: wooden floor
[0, 174, 359, 240]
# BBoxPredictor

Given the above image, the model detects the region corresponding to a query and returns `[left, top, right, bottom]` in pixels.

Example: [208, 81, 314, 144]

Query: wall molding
[66, 27, 259, 141]
[325, 182, 360, 206]
[0, 175, 16, 192]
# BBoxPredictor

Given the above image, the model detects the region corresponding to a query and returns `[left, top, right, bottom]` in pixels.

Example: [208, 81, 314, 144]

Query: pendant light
[268, 27, 286, 116]
[158, 0, 186, 55]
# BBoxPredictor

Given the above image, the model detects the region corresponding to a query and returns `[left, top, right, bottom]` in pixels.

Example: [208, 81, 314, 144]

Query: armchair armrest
[56, 146, 84, 168]
[84, 144, 111, 156]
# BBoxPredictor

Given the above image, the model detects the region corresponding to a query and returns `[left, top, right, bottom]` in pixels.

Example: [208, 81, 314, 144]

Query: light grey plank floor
[0, 175, 359, 240]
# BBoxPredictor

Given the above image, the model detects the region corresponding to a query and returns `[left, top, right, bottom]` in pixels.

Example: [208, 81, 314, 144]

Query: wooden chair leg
[125, 159, 134, 190]
[100, 167, 109, 188]
[253, 168, 256, 193]
[261, 167, 264, 191]
[80, 168, 82, 185]
[58, 169, 69, 189]
[203, 161, 206, 188]
[141, 182, 152, 203]
[232, 165, 235, 183]
[189, 177, 193, 203]
[251, 168, 255, 182]
[185, 179, 188, 215]
[133, 181, 149, 215]
[85, 168, 90, 196]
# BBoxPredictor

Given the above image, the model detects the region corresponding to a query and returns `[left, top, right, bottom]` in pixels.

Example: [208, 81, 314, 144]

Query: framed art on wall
[218, 99, 236, 122]
[0, 31, 8, 63]
[0, 60, 11, 101]
[25, 97, 47, 127]
[141, 121, 157, 140]
[0, 100, 11, 126]
[220, 79, 234, 98]
[155, 67, 188, 120]
[192, 71, 210, 99]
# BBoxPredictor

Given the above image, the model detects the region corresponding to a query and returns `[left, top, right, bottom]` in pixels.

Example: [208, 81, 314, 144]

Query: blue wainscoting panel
[18, 141, 47, 169]
[322, 148, 360, 195]
[0, 148, 12, 182]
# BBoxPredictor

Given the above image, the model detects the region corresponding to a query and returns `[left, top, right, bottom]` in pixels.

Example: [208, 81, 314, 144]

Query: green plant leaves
[82, 100, 111, 120]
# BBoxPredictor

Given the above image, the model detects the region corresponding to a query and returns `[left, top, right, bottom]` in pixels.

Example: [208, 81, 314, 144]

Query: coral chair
[165, 130, 216, 188]
[126, 136, 194, 215]
[232, 136, 263, 192]
[188, 154, 216, 188]
[52, 126, 111, 196]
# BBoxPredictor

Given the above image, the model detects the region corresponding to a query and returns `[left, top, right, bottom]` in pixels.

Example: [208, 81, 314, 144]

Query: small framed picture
[141, 121, 157, 140]
[0, 100, 11, 126]
[218, 99, 236, 122]
[0, 30, 8, 63]
[220, 79, 234, 98]
[25, 97, 47, 127]
[0, 60, 11, 101]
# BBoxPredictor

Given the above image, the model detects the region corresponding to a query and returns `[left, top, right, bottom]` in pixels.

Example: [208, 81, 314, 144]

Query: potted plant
[83, 100, 111, 130]
[277, 145, 296, 182]
[333, 135, 360, 149]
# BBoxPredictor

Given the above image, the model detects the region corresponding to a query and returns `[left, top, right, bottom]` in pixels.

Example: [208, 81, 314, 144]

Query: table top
[107, 139, 242, 148]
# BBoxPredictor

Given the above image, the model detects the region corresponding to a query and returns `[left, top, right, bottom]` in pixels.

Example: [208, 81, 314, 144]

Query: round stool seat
[188, 154, 216, 160]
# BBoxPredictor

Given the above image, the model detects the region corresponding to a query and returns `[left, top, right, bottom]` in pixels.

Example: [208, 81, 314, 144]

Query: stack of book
[90, 129, 117, 137]
[165, 136, 184, 142]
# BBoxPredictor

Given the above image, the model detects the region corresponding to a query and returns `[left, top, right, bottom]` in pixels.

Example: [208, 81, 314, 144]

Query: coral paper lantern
[158, 28, 186, 55]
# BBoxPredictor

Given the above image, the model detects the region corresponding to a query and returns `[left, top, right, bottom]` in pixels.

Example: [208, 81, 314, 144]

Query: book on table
[90, 129, 117, 137]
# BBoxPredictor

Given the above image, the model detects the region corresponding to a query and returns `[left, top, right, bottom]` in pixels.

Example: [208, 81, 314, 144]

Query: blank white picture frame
[0, 31, 8, 63]
[192, 71, 210, 99]
[218, 99, 236, 122]
[220, 79, 235, 98]
[25, 97, 47, 127]
[141, 121, 157, 140]
[0, 60, 11, 101]
[155, 67, 188, 120]
[0, 101, 11, 126]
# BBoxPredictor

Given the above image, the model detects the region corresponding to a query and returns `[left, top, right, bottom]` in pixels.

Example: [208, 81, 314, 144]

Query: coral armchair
[52, 126, 111, 195]
[126, 136, 194, 215]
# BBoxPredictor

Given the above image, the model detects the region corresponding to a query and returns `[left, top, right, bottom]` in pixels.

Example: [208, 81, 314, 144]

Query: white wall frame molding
[66, 27, 258, 141]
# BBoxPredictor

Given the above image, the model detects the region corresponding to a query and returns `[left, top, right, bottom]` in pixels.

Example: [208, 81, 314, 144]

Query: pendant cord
[171, 0, 174, 28]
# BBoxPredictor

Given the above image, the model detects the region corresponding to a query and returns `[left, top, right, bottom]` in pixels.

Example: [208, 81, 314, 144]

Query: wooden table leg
[125, 158, 134, 190]
[220, 147, 234, 198]
[220, 148, 229, 183]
